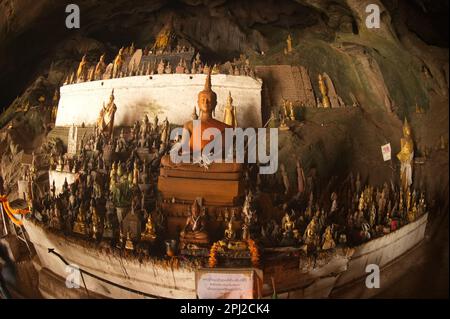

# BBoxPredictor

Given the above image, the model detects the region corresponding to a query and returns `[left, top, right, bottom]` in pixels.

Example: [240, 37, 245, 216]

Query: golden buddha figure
[153, 19, 173, 52]
[303, 216, 319, 247]
[179, 199, 209, 248]
[224, 218, 236, 241]
[141, 214, 157, 242]
[223, 91, 237, 127]
[113, 47, 125, 78]
[397, 118, 414, 191]
[94, 54, 106, 80]
[51, 89, 59, 123]
[76, 54, 88, 82]
[289, 101, 296, 121]
[91, 206, 102, 240]
[321, 225, 336, 250]
[132, 160, 139, 186]
[73, 206, 88, 236]
[181, 70, 231, 154]
[318, 74, 331, 108]
[281, 211, 296, 236]
[97, 89, 117, 138]
[125, 232, 135, 251]
[284, 34, 293, 54]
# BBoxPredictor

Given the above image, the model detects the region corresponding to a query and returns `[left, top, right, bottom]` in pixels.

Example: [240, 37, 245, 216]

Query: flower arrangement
[208, 242, 220, 268]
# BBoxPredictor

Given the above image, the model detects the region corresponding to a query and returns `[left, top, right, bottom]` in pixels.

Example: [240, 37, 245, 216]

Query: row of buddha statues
[66, 46, 257, 85]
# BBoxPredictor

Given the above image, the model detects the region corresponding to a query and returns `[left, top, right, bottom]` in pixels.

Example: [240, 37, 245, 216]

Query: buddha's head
[198, 70, 217, 114]
[403, 118, 411, 137]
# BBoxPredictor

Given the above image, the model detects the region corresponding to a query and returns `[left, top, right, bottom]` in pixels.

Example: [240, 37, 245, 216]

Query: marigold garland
[208, 242, 221, 268]
[247, 239, 260, 267]
[209, 239, 260, 268]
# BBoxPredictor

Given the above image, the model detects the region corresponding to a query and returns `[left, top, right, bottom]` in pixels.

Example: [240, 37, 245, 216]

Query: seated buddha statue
[182, 69, 232, 156]
[73, 206, 88, 236]
[179, 199, 209, 248]
[141, 214, 157, 242]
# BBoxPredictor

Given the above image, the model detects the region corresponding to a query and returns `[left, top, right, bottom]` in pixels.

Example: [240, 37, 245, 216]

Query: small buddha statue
[303, 216, 319, 248]
[94, 54, 106, 80]
[176, 58, 185, 74]
[212, 64, 220, 74]
[321, 225, 336, 250]
[113, 47, 125, 78]
[281, 211, 296, 238]
[224, 218, 236, 241]
[132, 161, 139, 186]
[76, 54, 89, 82]
[91, 205, 102, 240]
[286, 34, 293, 54]
[318, 74, 331, 108]
[141, 214, 157, 242]
[73, 206, 88, 236]
[397, 118, 414, 192]
[179, 199, 209, 248]
[289, 101, 296, 121]
[223, 91, 237, 127]
[49, 203, 62, 230]
[125, 232, 135, 251]
[165, 62, 172, 74]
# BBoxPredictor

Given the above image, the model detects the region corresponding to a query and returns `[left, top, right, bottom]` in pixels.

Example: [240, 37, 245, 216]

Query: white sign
[196, 269, 256, 299]
[381, 143, 391, 161]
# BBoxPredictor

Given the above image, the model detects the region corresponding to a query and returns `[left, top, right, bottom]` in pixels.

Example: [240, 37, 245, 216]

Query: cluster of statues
[36, 142, 163, 252]
[256, 170, 427, 251]
[21, 55, 426, 266]
[267, 99, 299, 130]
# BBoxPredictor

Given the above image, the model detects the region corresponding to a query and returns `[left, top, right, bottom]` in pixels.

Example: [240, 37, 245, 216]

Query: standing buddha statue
[76, 54, 89, 82]
[397, 118, 414, 192]
[94, 54, 106, 80]
[223, 91, 237, 127]
[318, 74, 331, 108]
[97, 89, 117, 139]
[113, 48, 125, 78]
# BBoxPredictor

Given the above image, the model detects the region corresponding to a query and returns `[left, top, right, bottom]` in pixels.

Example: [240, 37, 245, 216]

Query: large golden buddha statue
[181, 70, 231, 154]
[97, 89, 117, 139]
[397, 118, 414, 191]
[158, 70, 245, 241]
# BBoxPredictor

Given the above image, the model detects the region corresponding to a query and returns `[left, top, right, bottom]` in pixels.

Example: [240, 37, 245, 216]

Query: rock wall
[55, 74, 263, 128]
[255, 65, 316, 108]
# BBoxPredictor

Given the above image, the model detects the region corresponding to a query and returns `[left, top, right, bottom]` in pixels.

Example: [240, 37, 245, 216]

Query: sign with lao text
[196, 268, 261, 299]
